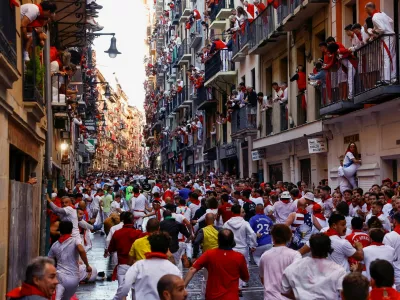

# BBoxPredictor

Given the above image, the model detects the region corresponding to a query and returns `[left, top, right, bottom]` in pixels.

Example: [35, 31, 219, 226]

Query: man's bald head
[297, 198, 307, 208]
[78, 200, 86, 210]
[146, 218, 160, 233]
[205, 213, 215, 225]
[157, 274, 187, 300]
[365, 2, 376, 15]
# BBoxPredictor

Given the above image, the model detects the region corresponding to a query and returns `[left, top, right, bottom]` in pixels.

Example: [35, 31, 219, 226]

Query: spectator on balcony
[254, 0, 266, 16]
[308, 62, 326, 87]
[272, 82, 288, 131]
[327, 36, 358, 100]
[290, 65, 307, 118]
[365, 2, 397, 84]
[20, 1, 57, 61]
[244, 86, 257, 127]
[236, 6, 249, 29]
[258, 92, 273, 135]
[240, 0, 255, 22]
[210, 38, 229, 72]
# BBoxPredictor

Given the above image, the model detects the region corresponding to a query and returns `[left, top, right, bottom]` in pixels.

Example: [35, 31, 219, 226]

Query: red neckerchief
[133, 193, 140, 197]
[325, 228, 340, 237]
[387, 198, 392, 204]
[58, 234, 72, 244]
[281, 199, 290, 204]
[370, 10, 381, 18]
[190, 199, 200, 205]
[156, 183, 163, 189]
[145, 252, 168, 260]
[394, 225, 400, 235]
[367, 203, 372, 211]
[355, 32, 362, 42]
[371, 241, 384, 246]
[375, 212, 383, 218]
[264, 200, 272, 208]
[6, 282, 48, 299]
[296, 208, 308, 215]
[323, 196, 332, 203]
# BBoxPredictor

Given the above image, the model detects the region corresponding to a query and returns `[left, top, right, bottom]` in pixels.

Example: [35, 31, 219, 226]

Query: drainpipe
[41, 30, 53, 255]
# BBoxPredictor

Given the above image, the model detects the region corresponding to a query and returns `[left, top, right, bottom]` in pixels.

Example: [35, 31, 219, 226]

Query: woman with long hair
[343, 142, 362, 188]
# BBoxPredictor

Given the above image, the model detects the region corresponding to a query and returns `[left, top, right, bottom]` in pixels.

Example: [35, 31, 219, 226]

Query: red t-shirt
[193, 248, 249, 300]
[217, 203, 233, 223]
[163, 189, 174, 201]
[108, 225, 145, 265]
[346, 230, 371, 269]
[370, 287, 400, 300]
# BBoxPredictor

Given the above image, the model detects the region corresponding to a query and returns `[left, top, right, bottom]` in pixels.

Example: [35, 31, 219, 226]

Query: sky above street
[94, 0, 148, 111]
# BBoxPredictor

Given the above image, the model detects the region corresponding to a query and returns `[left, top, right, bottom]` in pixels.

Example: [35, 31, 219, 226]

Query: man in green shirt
[125, 182, 134, 208]
[102, 186, 114, 218]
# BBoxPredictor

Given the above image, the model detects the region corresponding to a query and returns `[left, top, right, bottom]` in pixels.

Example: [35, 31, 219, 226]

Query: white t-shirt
[365, 212, 391, 232]
[188, 202, 201, 219]
[328, 235, 356, 272]
[383, 203, 393, 217]
[131, 194, 149, 212]
[110, 201, 121, 214]
[48, 237, 80, 277]
[383, 231, 400, 287]
[151, 185, 161, 194]
[20, 3, 40, 21]
[282, 257, 346, 300]
[273, 201, 297, 224]
[176, 206, 191, 221]
[113, 258, 181, 300]
[259, 246, 301, 300]
[92, 195, 102, 211]
[363, 244, 394, 280]
[50, 202, 80, 240]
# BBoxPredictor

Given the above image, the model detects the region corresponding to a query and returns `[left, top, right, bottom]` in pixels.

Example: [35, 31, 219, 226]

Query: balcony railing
[288, 0, 302, 15]
[249, 5, 275, 50]
[177, 39, 190, 62]
[231, 106, 257, 135]
[277, 1, 289, 25]
[232, 20, 250, 57]
[205, 49, 233, 82]
[189, 20, 203, 48]
[354, 34, 399, 97]
[210, 0, 234, 22]
[23, 31, 44, 105]
[205, 135, 217, 150]
[0, 2, 17, 69]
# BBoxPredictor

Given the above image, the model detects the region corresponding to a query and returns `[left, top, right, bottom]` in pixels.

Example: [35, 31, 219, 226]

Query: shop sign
[344, 134, 359, 144]
[308, 138, 327, 154]
[84, 139, 95, 153]
[84, 119, 96, 132]
[226, 144, 237, 158]
[251, 149, 265, 161]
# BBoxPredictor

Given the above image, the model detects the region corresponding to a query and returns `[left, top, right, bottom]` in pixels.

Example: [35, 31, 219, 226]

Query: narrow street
[76, 233, 264, 299]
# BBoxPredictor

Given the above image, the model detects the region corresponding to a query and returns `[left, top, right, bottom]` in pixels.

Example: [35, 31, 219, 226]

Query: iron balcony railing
[289, 0, 302, 15]
[177, 39, 190, 62]
[205, 49, 233, 82]
[232, 20, 250, 57]
[277, 1, 289, 25]
[23, 30, 44, 105]
[231, 106, 257, 134]
[354, 34, 398, 96]
[249, 5, 275, 50]
[210, 0, 234, 22]
[0, 2, 17, 69]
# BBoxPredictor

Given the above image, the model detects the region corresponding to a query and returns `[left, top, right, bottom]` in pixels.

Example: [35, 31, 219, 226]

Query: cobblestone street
[76, 233, 264, 299]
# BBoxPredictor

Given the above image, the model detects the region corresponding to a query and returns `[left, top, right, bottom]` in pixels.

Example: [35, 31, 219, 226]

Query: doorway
[269, 163, 283, 184]
[300, 158, 311, 186]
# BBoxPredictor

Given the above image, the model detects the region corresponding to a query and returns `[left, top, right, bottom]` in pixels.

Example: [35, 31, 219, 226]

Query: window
[9, 146, 37, 182]
[0, 1, 17, 68]
[251, 68, 256, 89]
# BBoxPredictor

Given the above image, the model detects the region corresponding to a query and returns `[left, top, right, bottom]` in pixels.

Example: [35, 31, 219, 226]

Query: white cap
[280, 191, 291, 199]
[51, 193, 57, 199]
[304, 192, 315, 201]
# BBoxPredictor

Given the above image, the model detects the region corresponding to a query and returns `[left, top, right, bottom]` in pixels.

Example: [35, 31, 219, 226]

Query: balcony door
[300, 158, 311, 187]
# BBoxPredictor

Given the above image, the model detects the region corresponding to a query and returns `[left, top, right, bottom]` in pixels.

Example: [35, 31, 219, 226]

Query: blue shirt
[178, 188, 191, 200]
[249, 214, 273, 246]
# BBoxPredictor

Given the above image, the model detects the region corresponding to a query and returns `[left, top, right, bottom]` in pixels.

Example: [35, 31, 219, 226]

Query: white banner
[308, 138, 327, 154]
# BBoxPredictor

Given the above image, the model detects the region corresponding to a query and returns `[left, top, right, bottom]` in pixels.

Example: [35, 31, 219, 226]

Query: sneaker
[24, 51, 30, 61]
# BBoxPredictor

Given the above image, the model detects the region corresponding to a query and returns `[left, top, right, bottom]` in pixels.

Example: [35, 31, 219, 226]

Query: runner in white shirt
[383, 213, 400, 291]
[91, 189, 104, 219]
[250, 189, 264, 206]
[110, 195, 122, 214]
[272, 192, 297, 224]
[365, 200, 391, 232]
[113, 232, 181, 300]
[47, 195, 81, 242]
[362, 228, 394, 280]
[282, 233, 346, 300]
[299, 214, 364, 272]
[48, 221, 92, 300]
[259, 224, 301, 300]
[131, 187, 151, 229]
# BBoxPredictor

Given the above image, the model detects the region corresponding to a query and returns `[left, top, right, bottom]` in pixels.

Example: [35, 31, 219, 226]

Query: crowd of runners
[7, 169, 400, 300]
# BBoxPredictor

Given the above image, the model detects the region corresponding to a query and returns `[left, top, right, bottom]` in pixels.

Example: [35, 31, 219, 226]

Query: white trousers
[234, 247, 249, 288]
[381, 36, 397, 82]
[55, 274, 79, 300]
[342, 59, 355, 98]
[173, 242, 187, 271]
[343, 164, 360, 189]
[133, 211, 145, 229]
[253, 244, 273, 266]
[117, 264, 130, 286]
